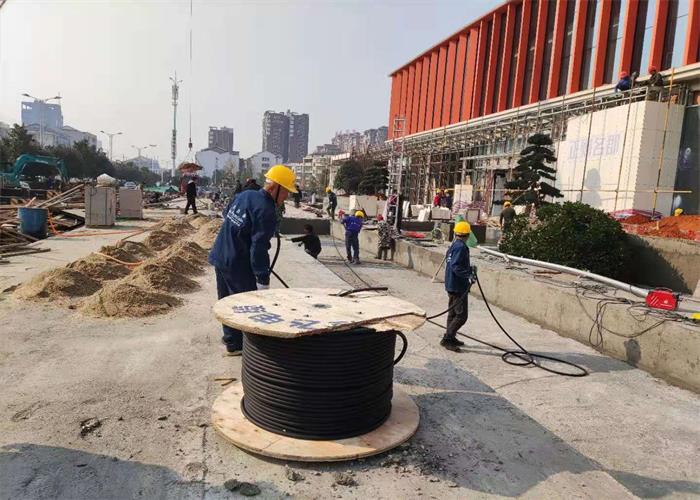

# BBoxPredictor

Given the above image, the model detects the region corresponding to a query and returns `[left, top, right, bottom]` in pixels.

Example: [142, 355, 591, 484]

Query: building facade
[126, 155, 163, 174]
[261, 110, 309, 162]
[21, 100, 63, 129]
[208, 126, 234, 152]
[287, 111, 310, 162]
[247, 151, 283, 177]
[195, 146, 240, 177]
[385, 0, 700, 216]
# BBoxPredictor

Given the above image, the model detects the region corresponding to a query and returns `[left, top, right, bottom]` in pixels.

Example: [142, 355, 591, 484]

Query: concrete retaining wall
[628, 235, 700, 294]
[332, 222, 700, 392]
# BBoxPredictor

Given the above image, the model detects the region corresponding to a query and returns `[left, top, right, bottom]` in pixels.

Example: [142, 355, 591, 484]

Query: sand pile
[159, 254, 202, 276]
[80, 282, 181, 318]
[159, 218, 196, 235]
[68, 255, 131, 282]
[144, 229, 180, 251]
[116, 241, 154, 261]
[15, 268, 101, 300]
[185, 213, 210, 228]
[192, 219, 222, 249]
[98, 244, 141, 264]
[125, 261, 199, 293]
[161, 240, 208, 268]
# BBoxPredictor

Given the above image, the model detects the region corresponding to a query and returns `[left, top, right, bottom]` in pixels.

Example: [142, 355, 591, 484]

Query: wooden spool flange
[211, 288, 426, 462]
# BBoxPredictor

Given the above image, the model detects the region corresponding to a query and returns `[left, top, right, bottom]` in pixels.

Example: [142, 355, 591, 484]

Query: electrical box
[85, 185, 116, 227]
[118, 187, 143, 219]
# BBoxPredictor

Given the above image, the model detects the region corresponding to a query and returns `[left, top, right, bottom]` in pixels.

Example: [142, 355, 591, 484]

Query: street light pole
[21, 93, 61, 148]
[100, 130, 122, 161]
[131, 143, 157, 170]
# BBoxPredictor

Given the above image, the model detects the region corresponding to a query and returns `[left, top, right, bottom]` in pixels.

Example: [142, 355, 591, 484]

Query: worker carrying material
[291, 224, 321, 259]
[342, 210, 364, 264]
[441, 221, 474, 352]
[208, 164, 297, 354]
[326, 187, 337, 220]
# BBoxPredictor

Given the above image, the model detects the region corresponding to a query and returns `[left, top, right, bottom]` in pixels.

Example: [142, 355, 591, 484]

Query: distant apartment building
[331, 130, 362, 153]
[208, 126, 234, 152]
[362, 126, 388, 150]
[261, 110, 309, 162]
[21, 100, 63, 129]
[247, 151, 283, 177]
[313, 143, 342, 155]
[195, 146, 240, 177]
[126, 155, 162, 174]
[0, 121, 10, 140]
[287, 111, 309, 162]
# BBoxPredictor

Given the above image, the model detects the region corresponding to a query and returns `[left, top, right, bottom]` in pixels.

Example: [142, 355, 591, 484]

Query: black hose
[269, 233, 289, 288]
[241, 328, 407, 440]
[337, 286, 388, 297]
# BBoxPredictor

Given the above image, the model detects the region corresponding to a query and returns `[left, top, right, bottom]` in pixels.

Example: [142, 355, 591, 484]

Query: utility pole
[170, 72, 182, 178]
[100, 130, 122, 161]
[21, 93, 61, 148]
[131, 144, 157, 169]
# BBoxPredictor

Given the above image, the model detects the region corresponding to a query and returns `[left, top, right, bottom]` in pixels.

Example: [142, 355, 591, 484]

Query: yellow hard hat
[265, 164, 298, 193]
[504, 201, 512, 207]
[325, 186, 332, 193]
[674, 208, 683, 216]
[454, 221, 471, 235]
[354, 210, 365, 218]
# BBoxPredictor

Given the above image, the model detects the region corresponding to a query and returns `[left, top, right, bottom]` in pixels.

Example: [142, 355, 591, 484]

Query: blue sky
[0, 0, 498, 164]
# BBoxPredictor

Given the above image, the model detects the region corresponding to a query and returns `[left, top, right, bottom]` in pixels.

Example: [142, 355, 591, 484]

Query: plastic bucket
[18, 207, 48, 239]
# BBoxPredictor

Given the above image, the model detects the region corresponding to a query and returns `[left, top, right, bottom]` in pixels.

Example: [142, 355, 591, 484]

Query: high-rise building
[332, 130, 362, 153]
[362, 126, 388, 150]
[208, 126, 234, 152]
[286, 111, 309, 163]
[262, 110, 309, 163]
[262, 111, 290, 161]
[21, 100, 63, 129]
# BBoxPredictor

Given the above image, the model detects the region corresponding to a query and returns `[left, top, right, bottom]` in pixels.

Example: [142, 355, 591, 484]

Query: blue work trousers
[345, 232, 359, 261]
[215, 267, 256, 350]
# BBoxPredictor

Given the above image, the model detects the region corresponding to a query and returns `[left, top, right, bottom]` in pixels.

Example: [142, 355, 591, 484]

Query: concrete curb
[331, 222, 700, 393]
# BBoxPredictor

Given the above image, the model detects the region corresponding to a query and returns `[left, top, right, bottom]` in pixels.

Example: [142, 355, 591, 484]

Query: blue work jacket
[342, 215, 363, 235]
[208, 189, 277, 285]
[444, 238, 472, 294]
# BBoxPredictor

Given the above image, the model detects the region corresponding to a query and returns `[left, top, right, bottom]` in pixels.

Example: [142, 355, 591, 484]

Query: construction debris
[15, 268, 101, 301]
[223, 479, 261, 496]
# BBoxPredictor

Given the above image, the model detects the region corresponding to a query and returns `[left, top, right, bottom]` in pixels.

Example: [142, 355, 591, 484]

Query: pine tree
[505, 133, 562, 208]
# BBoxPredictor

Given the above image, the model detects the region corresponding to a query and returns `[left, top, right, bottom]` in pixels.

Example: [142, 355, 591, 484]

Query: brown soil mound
[161, 240, 208, 268]
[159, 219, 196, 235]
[80, 282, 181, 318]
[98, 244, 140, 264]
[636, 215, 700, 240]
[116, 241, 154, 261]
[622, 214, 652, 225]
[68, 254, 131, 282]
[15, 268, 101, 300]
[125, 262, 199, 293]
[158, 253, 202, 276]
[192, 219, 222, 249]
[144, 229, 180, 251]
[185, 213, 210, 228]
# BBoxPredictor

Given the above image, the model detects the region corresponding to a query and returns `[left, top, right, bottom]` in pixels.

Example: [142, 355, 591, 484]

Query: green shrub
[499, 202, 630, 279]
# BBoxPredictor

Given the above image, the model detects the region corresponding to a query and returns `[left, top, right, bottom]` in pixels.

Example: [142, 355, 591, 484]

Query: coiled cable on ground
[241, 328, 407, 440]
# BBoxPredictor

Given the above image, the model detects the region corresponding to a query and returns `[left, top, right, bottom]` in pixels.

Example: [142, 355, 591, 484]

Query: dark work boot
[440, 338, 461, 352]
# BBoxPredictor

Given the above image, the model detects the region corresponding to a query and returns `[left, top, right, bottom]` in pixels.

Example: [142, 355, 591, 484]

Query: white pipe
[479, 247, 700, 313]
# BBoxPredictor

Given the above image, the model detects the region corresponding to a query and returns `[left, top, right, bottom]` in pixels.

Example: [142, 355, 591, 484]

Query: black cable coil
[241, 328, 407, 440]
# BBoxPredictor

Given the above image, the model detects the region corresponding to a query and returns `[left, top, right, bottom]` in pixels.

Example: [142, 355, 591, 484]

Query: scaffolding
[376, 82, 689, 212]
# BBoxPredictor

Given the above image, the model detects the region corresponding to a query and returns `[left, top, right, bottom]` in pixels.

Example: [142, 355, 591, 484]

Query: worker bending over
[291, 224, 321, 259]
[441, 221, 474, 352]
[342, 210, 364, 264]
[208, 165, 297, 355]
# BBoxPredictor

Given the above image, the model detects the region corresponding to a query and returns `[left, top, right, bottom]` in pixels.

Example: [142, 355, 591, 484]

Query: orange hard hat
[648, 65, 657, 73]
[620, 71, 629, 78]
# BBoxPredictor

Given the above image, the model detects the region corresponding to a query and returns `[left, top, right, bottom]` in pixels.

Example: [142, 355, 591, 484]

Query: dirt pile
[80, 282, 182, 318]
[15, 268, 101, 300]
[144, 229, 180, 251]
[159, 219, 196, 235]
[161, 240, 208, 268]
[116, 241, 154, 261]
[185, 213, 210, 228]
[621, 214, 652, 225]
[192, 219, 222, 249]
[98, 244, 141, 264]
[125, 261, 199, 293]
[159, 254, 202, 276]
[635, 215, 700, 241]
[68, 255, 131, 282]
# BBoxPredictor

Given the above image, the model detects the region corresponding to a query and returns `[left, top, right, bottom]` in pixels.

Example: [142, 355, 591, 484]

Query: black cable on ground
[241, 328, 407, 440]
[270, 233, 289, 288]
[327, 231, 373, 288]
[337, 287, 388, 297]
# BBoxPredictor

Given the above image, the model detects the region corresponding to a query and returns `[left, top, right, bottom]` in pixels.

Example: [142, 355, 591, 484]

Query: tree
[46, 144, 86, 179]
[333, 159, 364, 194]
[358, 166, 388, 195]
[1, 124, 44, 163]
[505, 133, 562, 209]
[73, 140, 114, 178]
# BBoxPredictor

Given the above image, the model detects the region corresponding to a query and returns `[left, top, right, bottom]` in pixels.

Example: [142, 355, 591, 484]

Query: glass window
[605, 0, 625, 83]
[632, 0, 658, 75]
[479, 20, 493, 116]
[580, 0, 601, 90]
[558, 1, 578, 95]
[665, 0, 690, 69]
[539, 1, 557, 100]
[507, 3, 523, 107]
[491, 12, 507, 114]
[522, 0, 539, 101]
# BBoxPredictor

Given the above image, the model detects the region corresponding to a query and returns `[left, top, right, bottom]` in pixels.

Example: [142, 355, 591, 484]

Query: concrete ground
[0, 219, 699, 499]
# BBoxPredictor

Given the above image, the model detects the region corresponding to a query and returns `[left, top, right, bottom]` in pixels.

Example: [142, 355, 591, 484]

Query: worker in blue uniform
[442, 221, 474, 352]
[342, 210, 364, 264]
[208, 164, 297, 355]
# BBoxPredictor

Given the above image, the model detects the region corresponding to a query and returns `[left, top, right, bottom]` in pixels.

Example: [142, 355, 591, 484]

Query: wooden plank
[213, 288, 426, 338]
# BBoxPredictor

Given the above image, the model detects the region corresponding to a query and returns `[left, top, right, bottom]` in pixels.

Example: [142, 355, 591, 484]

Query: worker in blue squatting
[441, 221, 474, 352]
[208, 164, 298, 355]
